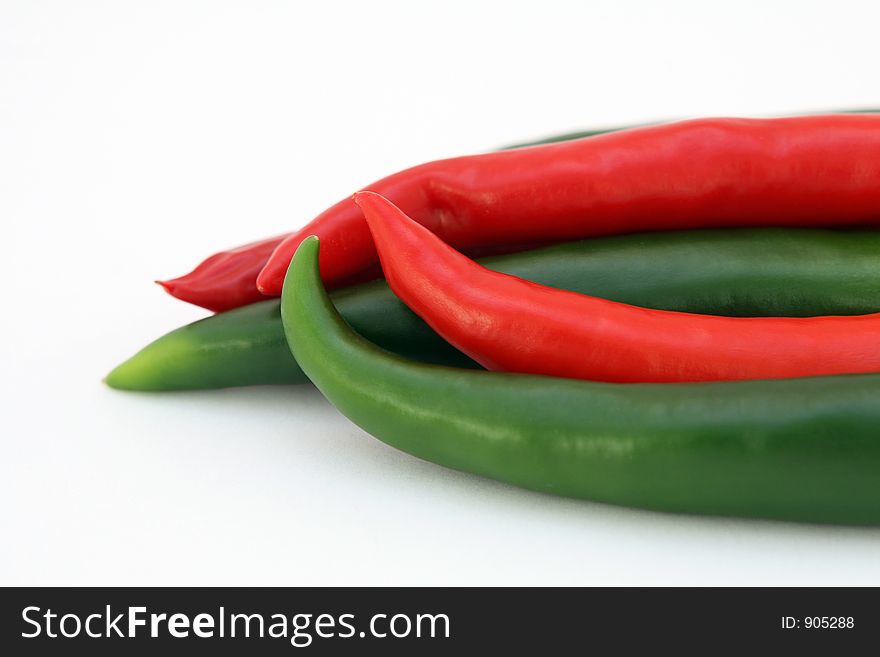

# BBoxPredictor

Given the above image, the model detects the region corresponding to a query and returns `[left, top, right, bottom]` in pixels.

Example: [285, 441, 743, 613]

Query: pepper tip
[352, 190, 382, 208]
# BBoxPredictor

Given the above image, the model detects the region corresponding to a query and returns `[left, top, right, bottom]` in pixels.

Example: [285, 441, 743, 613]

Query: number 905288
[804, 617, 854, 629]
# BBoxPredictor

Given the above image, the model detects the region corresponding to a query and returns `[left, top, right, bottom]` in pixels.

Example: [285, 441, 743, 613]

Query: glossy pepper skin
[282, 237, 880, 525]
[357, 191, 880, 384]
[258, 115, 880, 296]
[107, 227, 880, 390]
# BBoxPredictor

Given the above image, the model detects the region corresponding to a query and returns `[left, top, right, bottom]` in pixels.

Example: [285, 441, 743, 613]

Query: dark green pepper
[107, 228, 880, 391]
[281, 237, 880, 525]
[504, 109, 880, 149]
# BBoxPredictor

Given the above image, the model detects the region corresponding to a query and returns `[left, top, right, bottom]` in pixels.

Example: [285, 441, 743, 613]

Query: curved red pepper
[258, 115, 880, 296]
[355, 191, 880, 383]
[156, 234, 290, 312]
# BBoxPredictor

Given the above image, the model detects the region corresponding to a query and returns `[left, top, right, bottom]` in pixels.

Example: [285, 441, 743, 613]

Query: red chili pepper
[157, 234, 289, 312]
[256, 115, 880, 297]
[354, 191, 880, 383]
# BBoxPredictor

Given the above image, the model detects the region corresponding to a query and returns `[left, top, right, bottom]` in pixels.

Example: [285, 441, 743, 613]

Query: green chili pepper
[106, 228, 880, 391]
[501, 127, 625, 149]
[504, 109, 880, 149]
[282, 236, 880, 525]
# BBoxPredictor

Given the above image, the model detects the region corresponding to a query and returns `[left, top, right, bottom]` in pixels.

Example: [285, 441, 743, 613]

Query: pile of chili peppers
[108, 113, 880, 525]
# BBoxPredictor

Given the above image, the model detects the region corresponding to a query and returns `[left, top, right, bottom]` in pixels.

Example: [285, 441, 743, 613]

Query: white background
[4, 0, 880, 586]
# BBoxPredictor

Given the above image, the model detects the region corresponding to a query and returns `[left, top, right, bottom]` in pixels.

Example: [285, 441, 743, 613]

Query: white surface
[3, 0, 880, 586]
